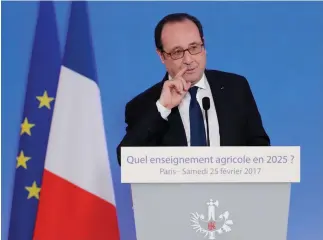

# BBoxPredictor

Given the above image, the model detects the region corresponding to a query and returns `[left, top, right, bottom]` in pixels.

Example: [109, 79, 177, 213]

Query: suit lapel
[167, 107, 187, 146]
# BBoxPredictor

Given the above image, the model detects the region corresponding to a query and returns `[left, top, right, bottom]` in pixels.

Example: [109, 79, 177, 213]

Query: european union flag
[8, 2, 61, 239]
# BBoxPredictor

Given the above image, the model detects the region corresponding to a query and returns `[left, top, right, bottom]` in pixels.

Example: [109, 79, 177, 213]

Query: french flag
[33, 2, 120, 239]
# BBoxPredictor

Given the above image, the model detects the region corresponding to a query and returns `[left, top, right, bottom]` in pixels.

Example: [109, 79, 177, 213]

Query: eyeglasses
[162, 43, 204, 60]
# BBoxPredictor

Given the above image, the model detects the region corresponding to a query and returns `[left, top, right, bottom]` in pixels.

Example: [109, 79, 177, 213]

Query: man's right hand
[159, 67, 191, 110]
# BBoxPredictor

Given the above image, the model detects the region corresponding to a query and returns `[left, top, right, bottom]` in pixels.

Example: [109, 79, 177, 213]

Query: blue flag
[8, 1, 61, 239]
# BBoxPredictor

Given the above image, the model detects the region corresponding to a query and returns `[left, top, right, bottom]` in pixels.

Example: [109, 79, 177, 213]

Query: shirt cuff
[156, 100, 171, 120]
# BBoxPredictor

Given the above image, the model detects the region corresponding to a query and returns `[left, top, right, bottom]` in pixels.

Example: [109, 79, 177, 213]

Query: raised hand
[159, 66, 191, 109]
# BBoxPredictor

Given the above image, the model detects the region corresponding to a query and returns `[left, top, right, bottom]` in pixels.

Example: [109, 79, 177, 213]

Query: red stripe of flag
[33, 170, 120, 240]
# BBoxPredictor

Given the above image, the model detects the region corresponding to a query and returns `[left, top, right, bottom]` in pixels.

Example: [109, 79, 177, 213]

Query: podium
[121, 146, 300, 240]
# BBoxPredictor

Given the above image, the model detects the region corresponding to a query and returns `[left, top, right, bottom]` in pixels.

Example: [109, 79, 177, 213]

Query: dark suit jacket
[116, 69, 270, 165]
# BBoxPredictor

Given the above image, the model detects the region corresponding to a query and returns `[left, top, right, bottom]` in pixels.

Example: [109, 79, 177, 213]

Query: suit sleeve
[116, 100, 169, 166]
[243, 78, 270, 146]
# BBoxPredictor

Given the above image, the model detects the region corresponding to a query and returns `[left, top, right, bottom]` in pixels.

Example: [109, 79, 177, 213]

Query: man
[116, 13, 270, 165]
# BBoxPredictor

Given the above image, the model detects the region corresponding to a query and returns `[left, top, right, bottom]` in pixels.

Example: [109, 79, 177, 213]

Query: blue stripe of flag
[63, 1, 97, 82]
[8, 2, 61, 239]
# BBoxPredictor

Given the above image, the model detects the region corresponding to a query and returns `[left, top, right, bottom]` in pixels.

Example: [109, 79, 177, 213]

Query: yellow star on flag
[36, 90, 54, 109]
[20, 117, 35, 136]
[16, 151, 31, 169]
[25, 181, 41, 200]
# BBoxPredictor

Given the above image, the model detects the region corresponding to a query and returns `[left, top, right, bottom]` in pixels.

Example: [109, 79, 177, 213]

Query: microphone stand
[202, 97, 210, 147]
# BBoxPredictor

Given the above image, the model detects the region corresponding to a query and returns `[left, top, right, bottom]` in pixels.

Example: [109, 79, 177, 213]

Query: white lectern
[121, 146, 300, 240]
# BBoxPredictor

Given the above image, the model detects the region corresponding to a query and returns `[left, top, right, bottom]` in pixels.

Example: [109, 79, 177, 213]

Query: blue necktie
[189, 86, 207, 146]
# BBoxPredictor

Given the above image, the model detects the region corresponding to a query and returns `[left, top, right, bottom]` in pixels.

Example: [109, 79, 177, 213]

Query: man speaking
[117, 13, 270, 165]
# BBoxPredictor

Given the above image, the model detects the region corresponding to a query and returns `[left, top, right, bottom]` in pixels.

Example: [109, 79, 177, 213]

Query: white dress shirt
[156, 73, 220, 146]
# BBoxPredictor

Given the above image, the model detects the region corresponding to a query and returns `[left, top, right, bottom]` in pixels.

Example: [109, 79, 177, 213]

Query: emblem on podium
[190, 199, 233, 239]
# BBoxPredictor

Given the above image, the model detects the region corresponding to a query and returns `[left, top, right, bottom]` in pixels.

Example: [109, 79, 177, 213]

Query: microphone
[202, 97, 210, 146]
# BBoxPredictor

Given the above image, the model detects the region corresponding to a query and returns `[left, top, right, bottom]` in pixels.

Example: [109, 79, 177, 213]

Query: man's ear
[202, 38, 206, 54]
[156, 49, 165, 64]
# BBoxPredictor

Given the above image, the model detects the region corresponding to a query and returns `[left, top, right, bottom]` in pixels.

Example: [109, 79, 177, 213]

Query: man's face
[157, 19, 206, 84]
